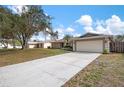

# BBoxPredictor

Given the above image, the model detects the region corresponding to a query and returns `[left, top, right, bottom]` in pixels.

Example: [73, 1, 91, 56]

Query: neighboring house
[0, 42, 19, 49]
[73, 33, 112, 53]
[28, 42, 44, 48]
[51, 40, 64, 48]
[0, 43, 4, 49]
[28, 41, 52, 48]
[28, 40, 65, 49]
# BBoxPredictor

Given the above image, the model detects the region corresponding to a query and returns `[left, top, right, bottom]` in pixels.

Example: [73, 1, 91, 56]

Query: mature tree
[17, 5, 52, 49]
[0, 6, 14, 48]
[0, 5, 52, 49]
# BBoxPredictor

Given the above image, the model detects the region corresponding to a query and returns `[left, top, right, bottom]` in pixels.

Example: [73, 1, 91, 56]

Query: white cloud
[65, 27, 75, 32]
[54, 24, 81, 39]
[76, 15, 92, 26]
[105, 15, 124, 34]
[76, 14, 124, 35]
[73, 33, 81, 37]
[95, 20, 105, 26]
[95, 25, 112, 35]
[54, 28, 64, 34]
[10, 5, 28, 14]
[54, 28, 64, 39]
[84, 26, 94, 32]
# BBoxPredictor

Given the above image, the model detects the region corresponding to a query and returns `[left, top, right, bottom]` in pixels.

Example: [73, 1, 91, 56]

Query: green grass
[63, 53, 124, 87]
[0, 48, 67, 67]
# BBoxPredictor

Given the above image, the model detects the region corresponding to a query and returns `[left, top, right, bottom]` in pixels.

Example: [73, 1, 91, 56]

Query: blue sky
[7, 5, 124, 40]
[42, 5, 124, 39]
[43, 5, 124, 27]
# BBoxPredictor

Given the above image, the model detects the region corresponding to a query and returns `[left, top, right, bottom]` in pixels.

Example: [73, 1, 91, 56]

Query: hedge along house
[73, 33, 112, 53]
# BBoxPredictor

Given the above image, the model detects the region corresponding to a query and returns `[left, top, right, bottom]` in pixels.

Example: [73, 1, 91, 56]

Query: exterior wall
[0, 43, 13, 49]
[52, 43, 63, 48]
[104, 38, 110, 53]
[7, 44, 13, 49]
[73, 40, 76, 51]
[43, 43, 51, 48]
[0, 43, 4, 49]
[28, 44, 36, 48]
[28, 43, 43, 48]
[75, 40, 104, 53]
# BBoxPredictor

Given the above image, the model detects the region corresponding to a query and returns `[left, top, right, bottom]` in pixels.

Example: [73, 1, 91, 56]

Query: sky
[7, 5, 124, 40]
[42, 5, 124, 39]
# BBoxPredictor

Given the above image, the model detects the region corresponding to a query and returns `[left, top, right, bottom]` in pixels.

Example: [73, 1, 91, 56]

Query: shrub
[64, 45, 72, 48]
[103, 48, 109, 54]
[47, 46, 51, 49]
[63, 45, 72, 51]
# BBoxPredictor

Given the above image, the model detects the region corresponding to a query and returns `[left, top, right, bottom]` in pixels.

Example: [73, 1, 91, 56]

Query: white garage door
[76, 40, 103, 53]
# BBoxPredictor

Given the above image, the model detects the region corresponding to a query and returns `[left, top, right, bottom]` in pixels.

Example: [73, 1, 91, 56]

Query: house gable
[80, 33, 104, 38]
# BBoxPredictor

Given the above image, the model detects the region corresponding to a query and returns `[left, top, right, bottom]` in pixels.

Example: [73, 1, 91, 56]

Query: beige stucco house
[51, 40, 64, 48]
[73, 33, 112, 53]
[28, 33, 112, 53]
[28, 40, 64, 49]
[28, 41, 51, 48]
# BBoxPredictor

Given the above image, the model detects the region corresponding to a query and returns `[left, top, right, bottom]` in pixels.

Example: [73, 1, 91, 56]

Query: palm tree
[50, 31, 58, 40]
[63, 34, 73, 46]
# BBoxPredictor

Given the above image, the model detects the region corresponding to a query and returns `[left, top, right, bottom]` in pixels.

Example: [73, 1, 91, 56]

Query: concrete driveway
[0, 52, 101, 87]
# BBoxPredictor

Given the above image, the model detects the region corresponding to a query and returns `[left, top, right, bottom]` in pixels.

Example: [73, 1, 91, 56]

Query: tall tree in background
[116, 34, 124, 41]
[51, 31, 58, 40]
[0, 6, 15, 48]
[63, 34, 73, 46]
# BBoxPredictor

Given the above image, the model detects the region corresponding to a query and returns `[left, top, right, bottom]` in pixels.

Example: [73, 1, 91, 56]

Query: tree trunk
[12, 39, 16, 48]
[21, 38, 28, 50]
[66, 40, 69, 46]
[21, 43, 27, 50]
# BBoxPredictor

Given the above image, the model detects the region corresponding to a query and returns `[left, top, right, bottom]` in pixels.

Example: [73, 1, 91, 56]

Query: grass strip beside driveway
[63, 53, 124, 87]
[0, 48, 67, 67]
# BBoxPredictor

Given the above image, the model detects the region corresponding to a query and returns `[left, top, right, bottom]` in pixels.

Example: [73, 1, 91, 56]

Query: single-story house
[28, 39, 72, 49]
[0, 43, 5, 49]
[28, 40, 65, 49]
[0, 42, 21, 49]
[28, 41, 51, 48]
[28, 42, 43, 48]
[73, 33, 112, 53]
[51, 40, 64, 48]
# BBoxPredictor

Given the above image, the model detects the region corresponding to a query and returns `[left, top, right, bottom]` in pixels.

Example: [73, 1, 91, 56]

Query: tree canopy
[0, 5, 53, 49]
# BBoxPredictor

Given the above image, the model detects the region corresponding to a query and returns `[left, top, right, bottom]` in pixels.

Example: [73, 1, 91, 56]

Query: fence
[110, 41, 124, 53]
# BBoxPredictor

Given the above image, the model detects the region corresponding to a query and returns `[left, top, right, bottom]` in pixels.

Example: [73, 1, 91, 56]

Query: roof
[28, 41, 44, 44]
[80, 32, 109, 38]
[28, 39, 64, 44]
[74, 33, 113, 41]
[50, 39, 64, 43]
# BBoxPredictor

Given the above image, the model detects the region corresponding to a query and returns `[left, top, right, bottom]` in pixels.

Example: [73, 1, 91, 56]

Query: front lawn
[63, 53, 124, 87]
[0, 48, 67, 67]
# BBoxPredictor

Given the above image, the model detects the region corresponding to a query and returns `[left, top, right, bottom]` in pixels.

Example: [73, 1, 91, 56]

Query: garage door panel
[76, 40, 103, 53]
